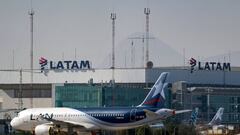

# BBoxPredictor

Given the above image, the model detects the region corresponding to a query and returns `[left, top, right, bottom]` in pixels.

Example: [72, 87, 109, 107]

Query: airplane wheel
[49, 127, 54, 135]
[91, 131, 96, 135]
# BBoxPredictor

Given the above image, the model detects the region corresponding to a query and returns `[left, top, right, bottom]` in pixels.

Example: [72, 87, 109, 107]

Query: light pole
[206, 88, 213, 122]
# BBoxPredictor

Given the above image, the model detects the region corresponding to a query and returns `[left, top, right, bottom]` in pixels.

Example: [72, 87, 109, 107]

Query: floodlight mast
[28, 6, 34, 108]
[110, 13, 116, 81]
[144, 8, 150, 66]
[19, 70, 23, 110]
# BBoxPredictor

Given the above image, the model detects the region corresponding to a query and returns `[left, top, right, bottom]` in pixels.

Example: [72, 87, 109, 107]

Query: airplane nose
[10, 117, 17, 128]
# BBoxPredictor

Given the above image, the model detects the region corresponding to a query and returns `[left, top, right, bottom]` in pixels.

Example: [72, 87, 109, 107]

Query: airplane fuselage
[11, 107, 173, 131]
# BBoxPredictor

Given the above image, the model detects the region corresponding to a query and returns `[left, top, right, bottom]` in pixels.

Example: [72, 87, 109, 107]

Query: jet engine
[35, 124, 54, 135]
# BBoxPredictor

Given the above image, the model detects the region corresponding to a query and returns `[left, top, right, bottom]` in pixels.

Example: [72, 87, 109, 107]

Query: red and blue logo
[189, 58, 197, 73]
[39, 57, 48, 72]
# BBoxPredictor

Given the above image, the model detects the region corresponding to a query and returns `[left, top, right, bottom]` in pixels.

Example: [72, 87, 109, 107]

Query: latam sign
[39, 57, 91, 72]
[189, 58, 231, 73]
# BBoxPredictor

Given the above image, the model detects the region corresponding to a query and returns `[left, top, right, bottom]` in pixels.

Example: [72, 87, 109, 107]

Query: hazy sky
[0, 0, 240, 69]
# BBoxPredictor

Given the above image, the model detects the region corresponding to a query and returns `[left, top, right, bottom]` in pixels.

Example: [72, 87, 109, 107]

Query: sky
[0, 0, 240, 69]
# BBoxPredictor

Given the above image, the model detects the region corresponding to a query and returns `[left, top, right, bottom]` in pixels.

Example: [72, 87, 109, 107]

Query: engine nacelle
[35, 124, 53, 135]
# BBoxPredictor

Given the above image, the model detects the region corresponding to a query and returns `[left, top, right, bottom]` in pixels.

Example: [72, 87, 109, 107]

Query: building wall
[173, 82, 240, 124]
[146, 68, 240, 85]
[0, 83, 53, 121]
[0, 89, 52, 121]
[0, 67, 239, 85]
[0, 69, 145, 84]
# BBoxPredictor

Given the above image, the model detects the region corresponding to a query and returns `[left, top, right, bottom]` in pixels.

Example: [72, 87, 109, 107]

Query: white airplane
[190, 107, 224, 129]
[10, 72, 191, 135]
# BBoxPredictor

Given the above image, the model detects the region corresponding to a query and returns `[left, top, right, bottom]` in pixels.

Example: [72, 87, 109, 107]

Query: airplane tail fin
[208, 107, 224, 126]
[138, 72, 169, 108]
[189, 108, 198, 126]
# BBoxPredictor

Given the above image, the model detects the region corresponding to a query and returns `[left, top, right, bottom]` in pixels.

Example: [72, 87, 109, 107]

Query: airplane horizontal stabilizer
[175, 110, 192, 114]
[143, 109, 158, 118]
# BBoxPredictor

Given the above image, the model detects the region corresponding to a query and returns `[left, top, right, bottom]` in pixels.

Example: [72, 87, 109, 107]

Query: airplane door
[130, 109, 137, 121]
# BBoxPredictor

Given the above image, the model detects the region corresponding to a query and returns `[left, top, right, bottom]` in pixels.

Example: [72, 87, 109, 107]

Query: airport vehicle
[10, 72, 191, 135]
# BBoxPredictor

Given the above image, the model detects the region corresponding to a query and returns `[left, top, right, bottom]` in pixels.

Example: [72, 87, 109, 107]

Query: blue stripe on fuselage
[76, 107, 158, 123]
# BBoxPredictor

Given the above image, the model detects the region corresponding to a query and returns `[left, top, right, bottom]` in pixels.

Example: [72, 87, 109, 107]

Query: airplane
[190, 107, 224, 129]
[10, 72, 191, 135]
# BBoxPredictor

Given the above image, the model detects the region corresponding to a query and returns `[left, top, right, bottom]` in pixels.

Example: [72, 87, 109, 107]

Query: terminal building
[0, 66, 240, 133]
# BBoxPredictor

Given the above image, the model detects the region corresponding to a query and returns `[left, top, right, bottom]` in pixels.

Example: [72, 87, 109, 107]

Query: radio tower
[144, 8, 150, 66]
[110, 13, 116, 81]
[29, 1, 34, 108]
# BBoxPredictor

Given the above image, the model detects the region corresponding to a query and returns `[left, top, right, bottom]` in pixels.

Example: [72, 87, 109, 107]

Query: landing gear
[49, 127, 55, 135]
[67, 126, 78, 135]
[71, 132, 78, 135]
[91, 130, 102, 135]
[91, 131, 96, 135]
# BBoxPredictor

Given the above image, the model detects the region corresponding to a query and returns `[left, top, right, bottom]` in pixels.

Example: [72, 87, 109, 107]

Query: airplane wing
[144, 109, 192, 119]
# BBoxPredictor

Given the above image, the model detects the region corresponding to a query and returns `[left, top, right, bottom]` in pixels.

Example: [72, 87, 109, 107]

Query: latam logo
[39, 57, 48, 72]
[190, 58, 231, 73]
[39, 57, 91, 73]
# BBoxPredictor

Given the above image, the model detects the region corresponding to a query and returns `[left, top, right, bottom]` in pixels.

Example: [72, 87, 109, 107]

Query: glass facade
[102, 87, 149, 107]
[175, 85, 240, 124]
[55, 84, 150, 108]
[55, 84, 102, 108]
[55, 83, 171, 108]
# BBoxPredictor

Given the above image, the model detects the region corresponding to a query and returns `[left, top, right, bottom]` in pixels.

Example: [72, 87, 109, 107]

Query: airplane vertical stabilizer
[138, 72, 169, 108]
[189, 108, 198, 126]
[208, 107, 224, 126]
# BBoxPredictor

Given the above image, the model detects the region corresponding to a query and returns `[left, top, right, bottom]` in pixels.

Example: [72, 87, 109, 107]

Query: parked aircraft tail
[208, 107, 224, 126]
[189, 108, 198, 126]
[138, 72, 169, 108]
